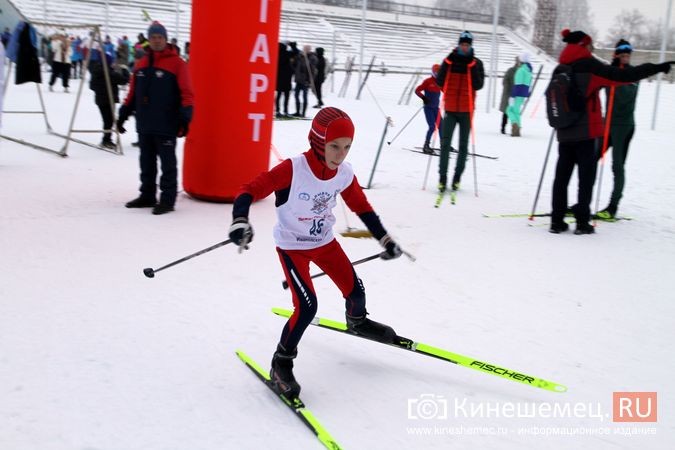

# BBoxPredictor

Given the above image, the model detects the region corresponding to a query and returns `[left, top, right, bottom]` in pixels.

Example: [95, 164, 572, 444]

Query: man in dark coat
[293, 45, 317, 117]
[313, 47, 326, 108]
[89, 50, 129, 148]
[117, 21, 194, 215]
[275, 42, 293, 117]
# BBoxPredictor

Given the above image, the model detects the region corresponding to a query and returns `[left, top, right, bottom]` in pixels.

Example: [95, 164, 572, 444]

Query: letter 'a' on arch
[183, 0, 281, 201]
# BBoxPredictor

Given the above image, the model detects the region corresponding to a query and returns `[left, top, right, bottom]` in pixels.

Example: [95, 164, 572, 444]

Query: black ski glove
[117, 104, 130, 133]
[656, 61, 672, 74]
[422, 96, 430, 105]
[379, 234, 402, 260]
[177, 106, 193, 138]
[229, 217, 254, 252]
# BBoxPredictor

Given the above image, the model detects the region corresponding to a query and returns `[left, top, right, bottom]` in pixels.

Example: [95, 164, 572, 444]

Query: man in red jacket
[118, 21, 194, 215]
[549, 29, 672, 234]
[435, 31, 484, 193]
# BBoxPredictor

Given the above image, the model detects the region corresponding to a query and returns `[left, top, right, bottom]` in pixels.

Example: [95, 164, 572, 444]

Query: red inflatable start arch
[183, 0, 281, 201]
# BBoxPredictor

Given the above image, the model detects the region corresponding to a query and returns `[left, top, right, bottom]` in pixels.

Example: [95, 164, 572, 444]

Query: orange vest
[441, 58, 476, 113]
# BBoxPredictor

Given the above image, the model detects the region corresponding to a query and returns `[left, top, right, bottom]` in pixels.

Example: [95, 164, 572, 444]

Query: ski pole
[593, 86, 615, 225]
[520, 65, 543, 115]
[386, 106, 423, 145]
[143, 239, 233, 278]
[422, 111, 442, 190]
[467, 63, 478, 197]
[282, 253, 381, 290]
[529, 128, 556, 220]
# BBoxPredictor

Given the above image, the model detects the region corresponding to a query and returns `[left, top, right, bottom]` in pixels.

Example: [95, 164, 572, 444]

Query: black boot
[346, 312, 396, 343]
[270, 344, 301, 399]
[152, 203, 175, 215]
[574, 222, 595, 235]
[422, 142, 433, 154]
[549, 221, 569, 234]
[125, 196, 156, 208]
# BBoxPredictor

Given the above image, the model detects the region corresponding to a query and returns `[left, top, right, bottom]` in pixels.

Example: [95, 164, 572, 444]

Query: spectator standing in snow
[117, 22, 194, 215]
[313, 47, 326, 108]
[499, 56, 519, 135]
[89, 49, 129, 149]
[48, 31, 73, 92]
[506, 52, 532, 137]
[70, 36, 83, 79]
[275, 42, 293, 117]
[293, 44, 317, 117]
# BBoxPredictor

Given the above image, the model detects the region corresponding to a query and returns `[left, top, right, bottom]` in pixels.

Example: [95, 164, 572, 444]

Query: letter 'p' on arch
[183, 0, 281, 201]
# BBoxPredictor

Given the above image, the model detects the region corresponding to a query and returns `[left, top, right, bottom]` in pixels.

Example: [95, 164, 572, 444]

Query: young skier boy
[228, 107, 403, 399]
[415, 63, 443, 153]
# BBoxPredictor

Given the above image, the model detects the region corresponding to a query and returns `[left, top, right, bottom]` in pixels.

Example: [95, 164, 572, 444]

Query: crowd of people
[275, 41, 327, 118]
[411, 29, 672, 233]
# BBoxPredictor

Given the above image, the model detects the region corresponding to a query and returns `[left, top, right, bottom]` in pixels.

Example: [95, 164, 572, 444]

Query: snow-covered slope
[1, 67, 673, 449]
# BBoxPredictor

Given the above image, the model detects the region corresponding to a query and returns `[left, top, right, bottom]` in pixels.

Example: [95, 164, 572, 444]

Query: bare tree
[553, 0, 598, 53]
[639, 19, 675, 50]
[533, 0, 558, 55]
[605, 9, 647, 47]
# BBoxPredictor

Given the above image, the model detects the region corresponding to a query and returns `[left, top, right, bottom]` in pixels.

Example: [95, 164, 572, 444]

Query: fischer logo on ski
[469, 361, 535, 383]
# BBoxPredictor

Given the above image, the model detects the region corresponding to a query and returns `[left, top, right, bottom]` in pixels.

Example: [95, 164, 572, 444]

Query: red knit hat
[308, 107, 355, 161]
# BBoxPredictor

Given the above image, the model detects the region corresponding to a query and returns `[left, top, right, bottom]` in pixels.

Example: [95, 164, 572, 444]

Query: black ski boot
[270, 344, 301, 399]
[346, 312, 396, 343]
[422, 142, 434, 154]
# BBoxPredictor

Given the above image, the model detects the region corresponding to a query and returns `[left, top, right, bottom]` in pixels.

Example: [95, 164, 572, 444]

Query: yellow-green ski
[271, 307, 567, 393]
[236, 350, 342, 449]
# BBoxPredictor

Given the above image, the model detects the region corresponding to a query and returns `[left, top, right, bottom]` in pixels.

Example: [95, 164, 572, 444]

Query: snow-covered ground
[1, 66, 674, 450]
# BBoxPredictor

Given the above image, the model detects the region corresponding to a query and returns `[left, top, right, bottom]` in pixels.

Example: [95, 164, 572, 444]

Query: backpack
[545, 64, 585, 129]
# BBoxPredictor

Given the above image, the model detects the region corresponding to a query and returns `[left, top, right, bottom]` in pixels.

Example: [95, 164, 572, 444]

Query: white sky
[590, 0, 674, 41]
[413, 0, 675, 43]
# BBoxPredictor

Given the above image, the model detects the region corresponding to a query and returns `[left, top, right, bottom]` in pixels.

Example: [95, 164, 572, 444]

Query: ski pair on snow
[434, 183, 458, 207]
[237, 308, 567, 448]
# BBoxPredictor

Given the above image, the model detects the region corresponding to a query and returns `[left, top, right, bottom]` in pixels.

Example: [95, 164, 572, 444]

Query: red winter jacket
[435, 49, 485, 113]
[556, 44, 665, 143]
[123, 44, 193, 136]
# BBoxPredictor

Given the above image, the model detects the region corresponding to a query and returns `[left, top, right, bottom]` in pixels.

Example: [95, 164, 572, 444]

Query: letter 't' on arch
[183, 0, 281, 201]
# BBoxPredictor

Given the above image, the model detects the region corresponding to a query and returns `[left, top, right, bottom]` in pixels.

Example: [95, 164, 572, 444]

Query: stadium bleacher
[8, 0, 555, 75]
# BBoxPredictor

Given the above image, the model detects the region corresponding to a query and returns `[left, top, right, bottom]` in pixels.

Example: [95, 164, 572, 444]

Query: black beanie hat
[561, 28, 592, 46]
[458, 30, 473, 45]
[614, 39, 633, 55]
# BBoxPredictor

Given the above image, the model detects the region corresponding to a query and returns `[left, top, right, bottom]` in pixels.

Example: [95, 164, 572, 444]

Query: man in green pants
[598, 39, 639, 220]
[435, 31, 485, 192]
